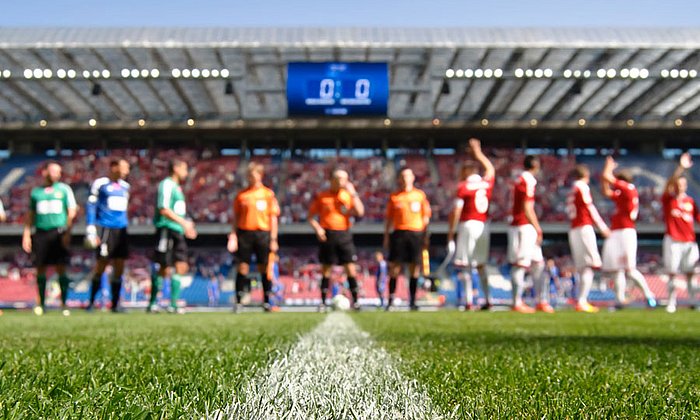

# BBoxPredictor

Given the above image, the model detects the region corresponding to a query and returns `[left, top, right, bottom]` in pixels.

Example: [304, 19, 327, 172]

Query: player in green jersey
[149, 159, 197, 314]
[22, 161, 77, 316]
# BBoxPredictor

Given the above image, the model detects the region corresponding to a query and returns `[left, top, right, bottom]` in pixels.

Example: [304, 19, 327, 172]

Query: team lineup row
[19, 139, 700, 315]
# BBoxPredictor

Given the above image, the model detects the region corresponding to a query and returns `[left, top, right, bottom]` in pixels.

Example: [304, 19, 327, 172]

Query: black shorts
[389, 230, 425, 265]
[235, 229, 271, 266]
[32, 228, 70, 266]
[96, 227, 129, 260]
[319, 230, 357, 265]
[154, 227, 188, 267]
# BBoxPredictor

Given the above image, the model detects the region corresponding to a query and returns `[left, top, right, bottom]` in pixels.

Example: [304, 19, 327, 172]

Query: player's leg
[407, 231, 423, 310]
[386, 231, 402, 310]
[88, 258, 108, 310]
[682, 242, 699, 309]
[35, 265, 47, 315]
[663, 236, 680, 313]
[55, 264, 71, 315]
[317, 232, 337, 310]
[510, 226, 535, 312]
[150, 228, 170, 311]
[408, 262, 419, 310]
[111, 258, 125, 312]
[613, 270, 627, 306]
[460, 221, 481, 310]
[474, 223, 492, 309]
[340, 232, 360, 309]
[254, 231, 272, 310]
[572, 226, 599, 312]
[532, 258, 553, 312]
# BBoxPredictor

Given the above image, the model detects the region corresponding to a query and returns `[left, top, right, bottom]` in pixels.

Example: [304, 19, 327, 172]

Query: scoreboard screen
[287, 62, 389, 116]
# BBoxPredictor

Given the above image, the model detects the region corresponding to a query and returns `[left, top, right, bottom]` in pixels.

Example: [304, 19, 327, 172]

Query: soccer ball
[331, 294, 351, 311]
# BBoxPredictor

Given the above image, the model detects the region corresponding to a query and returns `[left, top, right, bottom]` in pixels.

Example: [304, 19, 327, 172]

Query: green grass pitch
[0, 309, 698, 418]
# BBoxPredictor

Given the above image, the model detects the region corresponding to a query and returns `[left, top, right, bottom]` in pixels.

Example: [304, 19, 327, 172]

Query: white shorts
[454, 220, 489, 267]
[568, 225, 602, 270]
[602, 228, 637, 271]
[663, 235, 699, 274]
[507, 224, 543, 268]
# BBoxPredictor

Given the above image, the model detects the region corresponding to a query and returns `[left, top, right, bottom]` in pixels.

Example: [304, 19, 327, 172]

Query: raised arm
[469, 138, 495, 180]
[665, 152, 692, 195]
[601, 156, 617, 198]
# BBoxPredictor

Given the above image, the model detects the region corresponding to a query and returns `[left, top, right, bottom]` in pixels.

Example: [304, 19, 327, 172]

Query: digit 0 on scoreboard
[287, 62, 389, 116]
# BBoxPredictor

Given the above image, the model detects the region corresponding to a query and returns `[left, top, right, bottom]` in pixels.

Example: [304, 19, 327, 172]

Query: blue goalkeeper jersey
[86, 177, 130, 229]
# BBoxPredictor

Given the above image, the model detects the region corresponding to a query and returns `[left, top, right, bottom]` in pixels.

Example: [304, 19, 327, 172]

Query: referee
[308, 169, 365, 311]
[227, 162, 280, 312]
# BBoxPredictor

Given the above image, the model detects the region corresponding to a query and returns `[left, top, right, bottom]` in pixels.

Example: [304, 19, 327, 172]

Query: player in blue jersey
[85, 159, 131, 312]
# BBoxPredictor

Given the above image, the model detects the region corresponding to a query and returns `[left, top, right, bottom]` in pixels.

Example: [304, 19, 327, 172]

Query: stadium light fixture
[150, 69, 160, 78]
[67, 69, 77, 79]
[1, 69, 10, 78]
[445, 69, 455, 78]
[626, 119, 635, 127]
[121, 69, 130, 78]
[39, 119, 47, 127]
[33, 69, 43, 79]
[130, 69, 139, 78]
[221, 69, 230, 78]
[42, 69, 52, 78]
[690, 70, 698, 78]
[201, 69, 210, 78]
[573, 70, 582, 78]
[530, 119, 538, 127]
[563, 69, 573, 78]
[92, 70, 101, 78]
[679, 69, 689, 79]
[455, 69, 464, 78]
[476, 69, 485, 78]
[620, 68, 630, 78]
[56, 69, 66, 79]
[514, 68, 524, 78]
[484, 69, 494, 78]
[670, 69, 679, 79]
[82, 70, 91, 79]
[182, 69, 191, 78]
[191, 69, 201, 78]
[629, 68, 640, 79]
[172, 69, 181, 78]
[596, 69, 606, 78]
[494, 69, 503, 78]
[583, 70, 591, 78]
[88, 118, 97, 127]
[639, 69, 649, 79]
[534, 69, 544, 78]
[102, 70, 111, 78]
[606, 69, 616, 78]
[464, 69, 474, 78]
[544, 68, 553, 78]
[383, 118, 391, 127]
[138, 119, 146, 127]
[525, 69, 534, 78]
[480, 118, 489, 126]
[660, 69, 670, 78]
[578, 118, 586, 126]
[432, 118, 441, 126]
[674, 118, 683, 127]
[140, 69, 149, 78]
[187, 118, 195, 127]
[211, 69, 220, 78]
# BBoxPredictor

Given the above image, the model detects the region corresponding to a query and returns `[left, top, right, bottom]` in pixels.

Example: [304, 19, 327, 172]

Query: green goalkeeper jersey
[154, 177, 186, 233]
[29, 182, 77, 231]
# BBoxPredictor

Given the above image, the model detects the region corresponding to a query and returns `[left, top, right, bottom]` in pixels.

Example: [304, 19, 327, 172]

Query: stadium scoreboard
[287, 62, 389, 116]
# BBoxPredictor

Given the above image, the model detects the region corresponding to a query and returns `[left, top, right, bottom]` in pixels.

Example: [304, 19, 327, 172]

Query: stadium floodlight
[455, 69, 464, 78]
[140, 69, 149, 78]
[514, 68, 524, 78]
[432, 118, 441, 126]
[121, 69, 130, 78]
[690, 70, 698, 78]
[43, 69, 53, 78]
[221, 69, 230, 78]
[23, 69, 33, 79]
[483, 69, 493, 78]
[201, 69, 210, 78]
[679, 69, 689, 79]
[573, 70, 582, 78]
[172, 68, 181, 78]
[674, 118, 683, 127]
[544, 68, 553, 78]
[192, 69, 201, 78]
[534, 69, 544, 78]
[464, 69, 474, 78]
[596, 69, 606, 78]
[182, 69, 191, 78]
[67, 69, 77, 79]
[620, 68, 630, 78]
[563, 69, 573, 78]
[445, 68, 455, 78]
[525, 69, 534, 78]
[34, 69, 44, 79]
[606, 69, 616, 78]
[149, 69, 159, 78]
[530, 118, 538, 127]
[102, 70, 111, 78]
[670, 69, 679, 79]
[88, 118, 97, 127]
[626, 119, 635, 127]
[480, 118, 489, 126]
[639, 69, 649, 79]
[56, 69, 67, 79]
[92, 70, 101, 78]
[187, 118, 195, 127]
[475, 69, 484, 78]
[39, 119, 47, 127]
[130, 69, 139, 78]
[2, 69, 10, 78]
[383, 118, 391, 126]
[82, 70, 91, 79]
[211, 69, 220, 78]
[494, 69, 503, 78]
[660, 69, 670, 78]
[583, 70, 591, 78]
[138, 119, 146, 127]
[578, 118, 586, 126]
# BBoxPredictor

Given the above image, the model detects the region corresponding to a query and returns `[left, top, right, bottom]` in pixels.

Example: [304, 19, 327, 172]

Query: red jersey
[662, 191, 700, 242]
[456, 174, 494, 222]
[610, 179, 639, 230]
[567, 180, 598, 228]
[511, 171, 537, 226]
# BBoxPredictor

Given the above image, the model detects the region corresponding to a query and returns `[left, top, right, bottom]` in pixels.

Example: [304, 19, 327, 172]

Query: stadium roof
[0, 27, 699, 129]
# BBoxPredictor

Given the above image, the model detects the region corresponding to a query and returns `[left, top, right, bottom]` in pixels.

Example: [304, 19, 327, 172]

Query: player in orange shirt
[384, 167, 432, 311]
[227, 162, 280, 312]
[308, 169, 365, 311]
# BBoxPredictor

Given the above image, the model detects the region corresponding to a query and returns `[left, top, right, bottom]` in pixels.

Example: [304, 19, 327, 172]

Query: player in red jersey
[507, 155, 546, 313]
[447, 138, 495, 310]
[566, 164, 609, 313]
[601, 156, 656, 309]
[662, 152, 700, 313]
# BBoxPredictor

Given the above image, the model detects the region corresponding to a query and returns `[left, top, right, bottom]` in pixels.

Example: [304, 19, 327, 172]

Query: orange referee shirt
[308, 189, 354, 231]
[233, 185, 280, 231]
[386, 188, 431, 231]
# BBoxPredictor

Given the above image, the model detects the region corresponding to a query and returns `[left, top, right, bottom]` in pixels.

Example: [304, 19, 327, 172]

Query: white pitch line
[213, 312, 443, 419]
